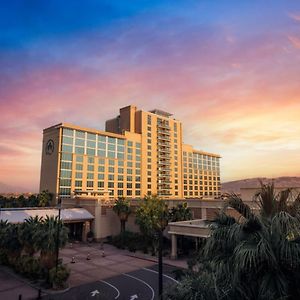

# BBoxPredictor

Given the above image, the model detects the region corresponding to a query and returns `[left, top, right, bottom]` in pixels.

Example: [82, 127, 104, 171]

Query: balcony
[157, 123, 171, 130]
[157, 135, 171, 142]
[157, 129, 171, 136]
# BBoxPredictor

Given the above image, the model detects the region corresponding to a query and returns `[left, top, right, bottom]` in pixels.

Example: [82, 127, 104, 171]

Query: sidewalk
[0, 267, 41, 300]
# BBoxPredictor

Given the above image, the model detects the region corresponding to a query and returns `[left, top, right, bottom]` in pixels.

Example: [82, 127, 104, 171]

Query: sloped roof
[0, 208, 94, 224]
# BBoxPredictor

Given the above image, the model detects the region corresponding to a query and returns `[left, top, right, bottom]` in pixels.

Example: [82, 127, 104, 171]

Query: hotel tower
[40, 105, 221, 202]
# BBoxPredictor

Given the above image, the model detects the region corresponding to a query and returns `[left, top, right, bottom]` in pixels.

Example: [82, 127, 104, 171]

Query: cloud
[288, 35, 300, 49]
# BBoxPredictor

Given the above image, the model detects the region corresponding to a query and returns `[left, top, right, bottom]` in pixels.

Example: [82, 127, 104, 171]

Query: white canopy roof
[0, 208, 94, 224]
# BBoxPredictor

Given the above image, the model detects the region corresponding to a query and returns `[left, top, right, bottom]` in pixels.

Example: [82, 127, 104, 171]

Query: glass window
[108, 167, 114, 173]
[76, 164, 83, 170]
[107, 151, 115, 158]
[127, 141, 133, 147]
[62, 145, 73, 153]
[136, 142, 141, 149]
[98, 158, 105, 165]
[87, 181, 94, 188]
[108, 182, 114, 188]
[62, 153, 72, 161]
[60, 179, 71, 186]
[75, 139, 85, 147]
[118, 160, 124, 167]
[63, 128, 73, 136]
[87, 165, 94, 171]
[117, 139, 125, 145]
[98, 150, 106, 157]
[75, 172, 82, 179]
[87, 133, 96, 141]
[87, 173, 94, 179]
[61, 170, 72, 178]
[98, 142, 106, 150]
[98, 181, 104, 188]
[108, 174, 114, 181]
[61, 161, 72, 169]
[62, 136, 73, 145]
[75, 147, 84, 154]
[98, 166, 105, 172]
[98, 173, 104, 180]
[87, 140, 96, 148]
[118, 168, 123, 173]
[108, 137, 116, 144]
[98, 135, 106, 142]
[75, 180, 82, 187]
[108, 144, 115, 151]
[117, 153, 124, 159]
[76, 155, 83, 162]
[87, 148, 95, 155]
[76, 131, 85, 138]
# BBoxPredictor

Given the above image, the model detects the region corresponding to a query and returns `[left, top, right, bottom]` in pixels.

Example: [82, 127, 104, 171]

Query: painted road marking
[130, 294, 138, 299]
[123, 273, 155, 300]
[100, 280, 120, 299]
[143, 267, 179, 283]
[90, 289, 100, 297]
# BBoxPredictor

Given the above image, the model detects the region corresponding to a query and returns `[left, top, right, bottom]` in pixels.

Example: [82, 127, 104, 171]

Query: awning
[0, 208, 94, 224]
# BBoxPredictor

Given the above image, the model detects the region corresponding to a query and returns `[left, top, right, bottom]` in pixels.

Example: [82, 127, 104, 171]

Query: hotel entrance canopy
[0, 207, 94, 224]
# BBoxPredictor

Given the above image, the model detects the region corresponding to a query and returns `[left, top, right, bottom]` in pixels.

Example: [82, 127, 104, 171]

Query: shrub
[0, 249, 8, 265]
[49, 265, 70, 290]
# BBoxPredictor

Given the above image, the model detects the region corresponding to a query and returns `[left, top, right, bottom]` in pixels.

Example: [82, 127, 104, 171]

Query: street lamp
[55, 197, 62, 275]
[158, 206, 169, 299]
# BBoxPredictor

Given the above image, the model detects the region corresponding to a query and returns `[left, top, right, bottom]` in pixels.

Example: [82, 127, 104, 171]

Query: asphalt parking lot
[43, 264, 178, 300]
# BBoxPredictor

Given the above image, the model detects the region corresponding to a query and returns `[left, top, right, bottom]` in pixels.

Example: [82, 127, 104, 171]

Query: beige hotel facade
[40, 105, 221, 202]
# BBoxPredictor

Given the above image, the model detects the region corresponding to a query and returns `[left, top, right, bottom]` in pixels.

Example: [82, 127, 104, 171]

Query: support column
[82, 221, 90, 242]
[171, 234, 177, 260]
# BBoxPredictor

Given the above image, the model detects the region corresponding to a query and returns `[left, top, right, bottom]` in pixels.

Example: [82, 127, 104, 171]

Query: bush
[0, 249, 8, 265]
[13, 255, 43, 280]
[49, 265, 70, 290]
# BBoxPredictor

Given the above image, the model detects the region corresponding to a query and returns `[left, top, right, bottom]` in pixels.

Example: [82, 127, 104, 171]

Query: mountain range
[222, 177, 300, 193]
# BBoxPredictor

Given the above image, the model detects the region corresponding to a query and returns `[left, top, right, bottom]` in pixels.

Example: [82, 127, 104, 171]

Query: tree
[135, 195, 169, 238]
[34, 216, 68, 270]
[169, 202, 192, 222]
[38, 190, 53, 207]
[113, 197, 132, 234]
[165, 182, 300, 300]
[18, 216, 43, 255]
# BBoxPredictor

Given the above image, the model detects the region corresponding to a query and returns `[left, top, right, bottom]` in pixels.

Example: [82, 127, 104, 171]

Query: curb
[0, 265, 70, 296]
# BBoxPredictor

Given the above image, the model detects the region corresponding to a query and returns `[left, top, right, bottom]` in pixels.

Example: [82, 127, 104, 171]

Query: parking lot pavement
[0, 268, 42, 300]
[43, 263, 179, 300]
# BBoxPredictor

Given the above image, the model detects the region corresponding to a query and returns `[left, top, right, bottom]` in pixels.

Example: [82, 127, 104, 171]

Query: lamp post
[158, 206, 169, 299]
[55, 197, 62, 275]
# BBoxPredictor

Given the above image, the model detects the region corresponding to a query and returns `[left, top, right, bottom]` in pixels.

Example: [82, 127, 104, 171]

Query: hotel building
[40, 105, 221, 202]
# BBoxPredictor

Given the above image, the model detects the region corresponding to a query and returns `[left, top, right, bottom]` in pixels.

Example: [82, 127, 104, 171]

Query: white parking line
[142, 268, 179, 284]
[100, 280, 120, 299]
[123, 273, 155, 300]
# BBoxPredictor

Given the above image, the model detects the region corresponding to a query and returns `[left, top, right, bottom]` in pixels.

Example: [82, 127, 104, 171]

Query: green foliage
[135, 195, 169, 236]
[14, 255, 43, 280]
[49, 265, 70, 289]
[113, 197, 132, 234]
[0, 190, 53, 208]
[165, 183, 300, 300]
[169, 202, 192, 222]
[18, 216, 43, 255]
[110, 231, 149, 251]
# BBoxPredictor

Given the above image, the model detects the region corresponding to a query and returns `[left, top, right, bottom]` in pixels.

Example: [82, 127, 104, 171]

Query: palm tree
[169, 202, 192, 222]
[166, 182, 300, 300]
[113, 197, 132, 234]
[34, 216, 68, 270]
[18, 216, 43, 255]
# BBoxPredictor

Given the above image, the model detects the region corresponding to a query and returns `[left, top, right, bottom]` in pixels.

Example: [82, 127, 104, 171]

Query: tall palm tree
[18, 216, 43, 255]
[34, 216, 68, 270]
[113, 197, 132, 234]
[166, 182, 300, 300]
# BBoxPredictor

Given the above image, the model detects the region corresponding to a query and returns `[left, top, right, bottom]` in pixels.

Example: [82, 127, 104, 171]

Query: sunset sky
[1, 0, 300, 191]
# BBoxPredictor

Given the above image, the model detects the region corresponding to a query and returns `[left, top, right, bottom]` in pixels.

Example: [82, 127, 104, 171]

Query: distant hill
[222, 177, 300, 193]
[0, 182, 29, 194]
